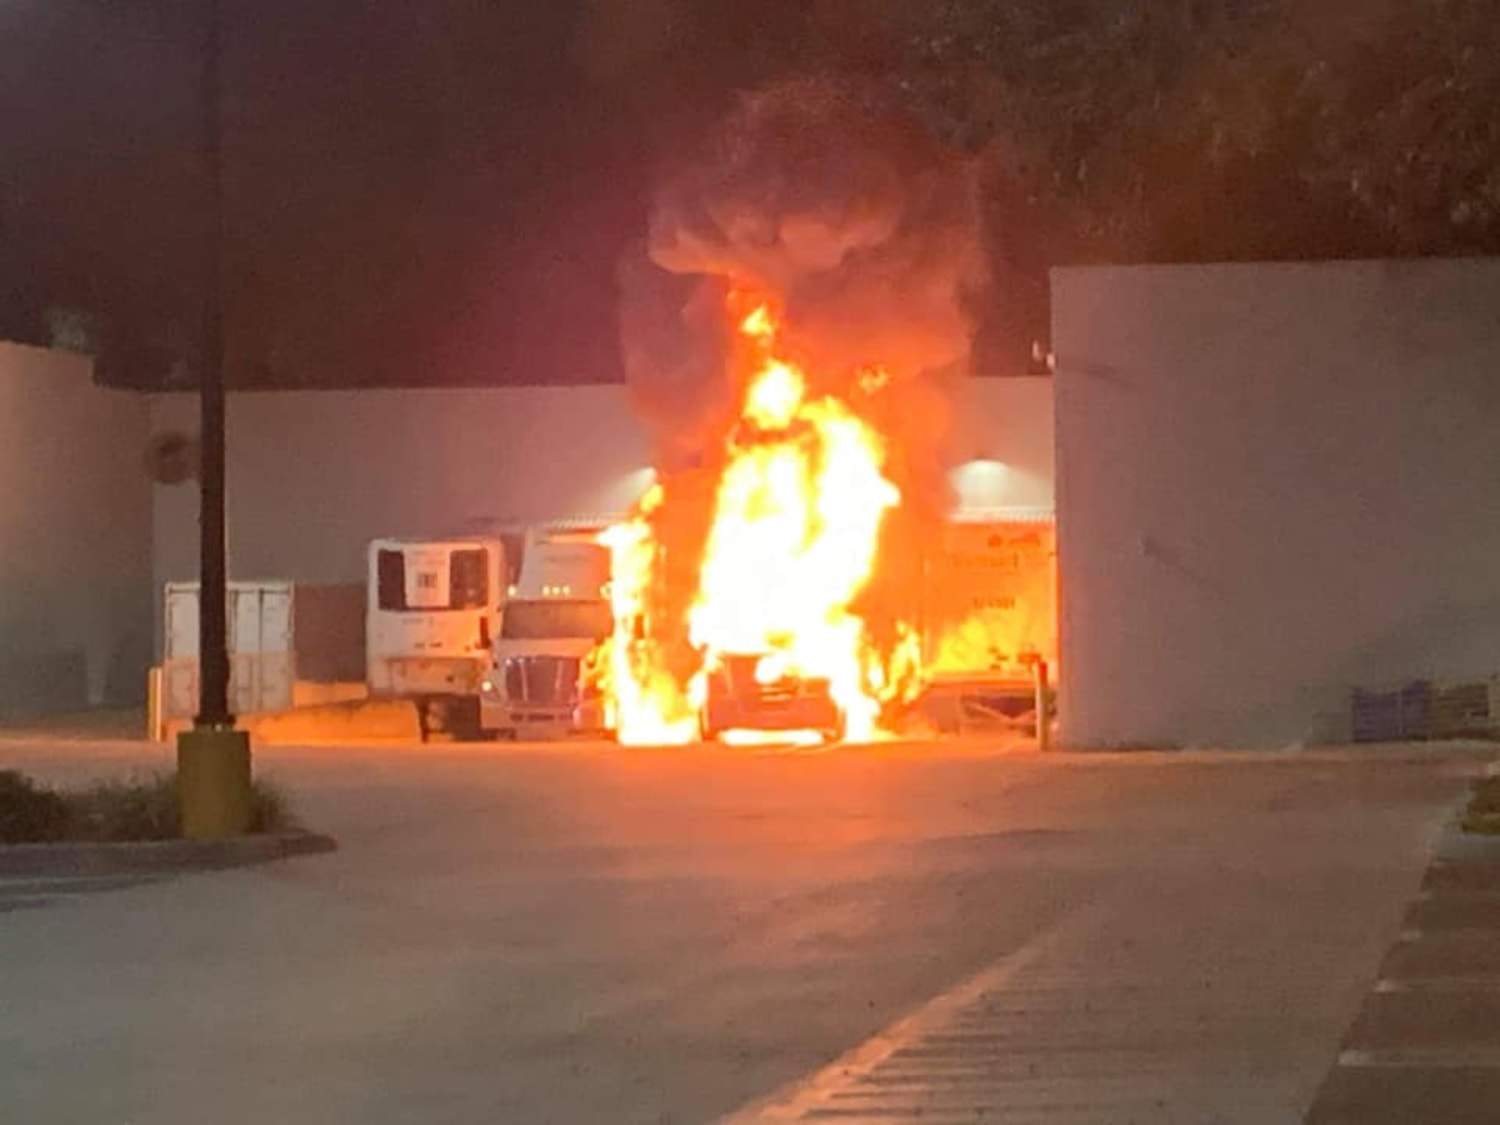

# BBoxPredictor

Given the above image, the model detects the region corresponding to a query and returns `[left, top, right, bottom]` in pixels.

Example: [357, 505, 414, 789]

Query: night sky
[1, 1, 1033, 390]
[0, 1, 747, 389]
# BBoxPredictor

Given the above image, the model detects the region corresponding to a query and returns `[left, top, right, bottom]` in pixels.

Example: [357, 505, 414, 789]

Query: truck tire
[417, 696, 484, 742]
[697, 710, 719, 744]
[822, 710, 848, 745]
[447, 697, 483, 742]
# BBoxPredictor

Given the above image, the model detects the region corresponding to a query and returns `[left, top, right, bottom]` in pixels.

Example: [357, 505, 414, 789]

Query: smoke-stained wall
[1054, 259, 1500, 748]
[0, 344, 152, 714]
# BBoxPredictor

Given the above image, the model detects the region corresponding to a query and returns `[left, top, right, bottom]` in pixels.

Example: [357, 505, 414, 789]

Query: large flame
[603, 295, 915, 745]
[600, 483, 701, 745]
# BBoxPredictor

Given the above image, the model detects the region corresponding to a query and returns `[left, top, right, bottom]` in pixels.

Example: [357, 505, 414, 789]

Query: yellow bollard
[1034, 658, 1051, 752]
[176, 726, 253, 839]
[146, 666, 162, 742]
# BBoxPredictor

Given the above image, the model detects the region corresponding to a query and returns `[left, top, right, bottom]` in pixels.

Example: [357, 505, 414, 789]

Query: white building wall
[0, 343, 152, 712]
[1053, 258, 1500, 748]
[150, 377, 1055, 655]
[150, 385, 657, 597]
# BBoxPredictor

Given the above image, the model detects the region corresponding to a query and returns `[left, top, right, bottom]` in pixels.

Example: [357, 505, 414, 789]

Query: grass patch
[1460, 775, 1500, 835]
[0, 769, 296, 844]
[0, 771, 70, 843]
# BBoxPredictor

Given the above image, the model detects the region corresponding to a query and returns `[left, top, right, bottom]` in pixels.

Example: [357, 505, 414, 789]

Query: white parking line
[715, 897, 1116, 1124]
[1339, 1048, 1500, 1069]
[1375, 976, 1500, 993]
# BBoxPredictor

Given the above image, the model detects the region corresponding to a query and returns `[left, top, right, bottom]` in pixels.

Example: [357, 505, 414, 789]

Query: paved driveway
[0, 737, 1485, 1123]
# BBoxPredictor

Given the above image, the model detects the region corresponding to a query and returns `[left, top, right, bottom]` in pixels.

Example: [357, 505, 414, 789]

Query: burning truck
[575, 76, 1056, 746]
[593, 297, 1055, 747]
[600, 295, 923, 745]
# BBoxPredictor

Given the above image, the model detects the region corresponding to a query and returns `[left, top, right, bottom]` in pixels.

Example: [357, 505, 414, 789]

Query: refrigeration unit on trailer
[366, 537, 505, 733]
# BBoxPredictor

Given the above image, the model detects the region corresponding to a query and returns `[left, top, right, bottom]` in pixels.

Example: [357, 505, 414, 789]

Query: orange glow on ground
[717, 728, 828, 750]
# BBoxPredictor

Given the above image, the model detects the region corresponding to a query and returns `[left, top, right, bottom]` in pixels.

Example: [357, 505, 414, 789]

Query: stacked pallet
[1351, 678, 1500, 742]
[1430, 680, 1495, 739]
[1351, 681, 1433, 743]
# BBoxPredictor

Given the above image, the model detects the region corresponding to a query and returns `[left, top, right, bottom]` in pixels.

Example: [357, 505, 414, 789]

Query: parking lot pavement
[1304, 817, 1500, 1125]
[0, 735, 1488, 1124]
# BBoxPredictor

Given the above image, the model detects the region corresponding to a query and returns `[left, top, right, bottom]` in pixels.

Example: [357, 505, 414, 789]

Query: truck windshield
[501, 600, 613, 641]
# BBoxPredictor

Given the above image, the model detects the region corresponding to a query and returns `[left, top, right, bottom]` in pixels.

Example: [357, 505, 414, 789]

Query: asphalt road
[0, 736, 1486, 1124]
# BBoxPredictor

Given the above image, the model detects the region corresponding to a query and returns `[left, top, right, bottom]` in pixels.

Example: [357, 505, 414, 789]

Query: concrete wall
[151, 377, 1055, 655]
[0, 344, 152, 713]
[150, 385, 657, 599]
[1053, 258, 1500, 748]
[947, 376, 1054, 519]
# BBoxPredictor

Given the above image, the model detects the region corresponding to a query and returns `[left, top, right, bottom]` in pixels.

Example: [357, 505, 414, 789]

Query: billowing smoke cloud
[617, 254, 734, 471]
[620, 75, 988, 466]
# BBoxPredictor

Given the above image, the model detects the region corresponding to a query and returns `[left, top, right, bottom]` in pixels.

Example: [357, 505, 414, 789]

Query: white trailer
[162, 580, 297, 721]
[914, 519, 1058, 734]
[366, 537, 505, 737]
[920, 520, 1058, 685]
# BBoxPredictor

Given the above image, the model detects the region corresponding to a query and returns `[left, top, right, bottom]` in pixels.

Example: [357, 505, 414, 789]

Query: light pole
[177, 0, 252, 838]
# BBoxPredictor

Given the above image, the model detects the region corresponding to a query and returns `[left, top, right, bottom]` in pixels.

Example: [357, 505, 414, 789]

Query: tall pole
[178, 0, 251, 839]
[196, 0, 230, 728]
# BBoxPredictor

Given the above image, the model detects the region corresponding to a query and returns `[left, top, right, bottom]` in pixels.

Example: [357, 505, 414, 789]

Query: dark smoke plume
[620, 75, 988, 459]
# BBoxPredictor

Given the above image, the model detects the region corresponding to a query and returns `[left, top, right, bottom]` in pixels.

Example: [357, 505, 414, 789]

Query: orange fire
[603, 295, 917, 745]
[599, 483, 702, 744]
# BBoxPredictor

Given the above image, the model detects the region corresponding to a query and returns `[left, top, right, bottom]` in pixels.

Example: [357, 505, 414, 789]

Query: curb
[1304, 790, 1500, 1123]
[0, 830, 337, 878]
[1436, 821, 1500, 866]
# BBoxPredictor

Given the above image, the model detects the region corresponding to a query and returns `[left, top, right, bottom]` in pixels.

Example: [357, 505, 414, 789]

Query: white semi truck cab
[480, 531, 612, 740]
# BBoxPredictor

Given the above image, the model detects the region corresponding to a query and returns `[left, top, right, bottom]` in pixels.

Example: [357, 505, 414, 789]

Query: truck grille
[755, 680, 800, 703]
[502, 656, 580, 707]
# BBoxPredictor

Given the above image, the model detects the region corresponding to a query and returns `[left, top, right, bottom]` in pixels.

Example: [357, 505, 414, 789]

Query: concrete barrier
[161, 698, 422, 745]
[291, 680, 369, 708]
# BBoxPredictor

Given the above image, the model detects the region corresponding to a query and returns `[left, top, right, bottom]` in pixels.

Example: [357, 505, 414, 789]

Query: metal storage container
[162, 581, 296, 719]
